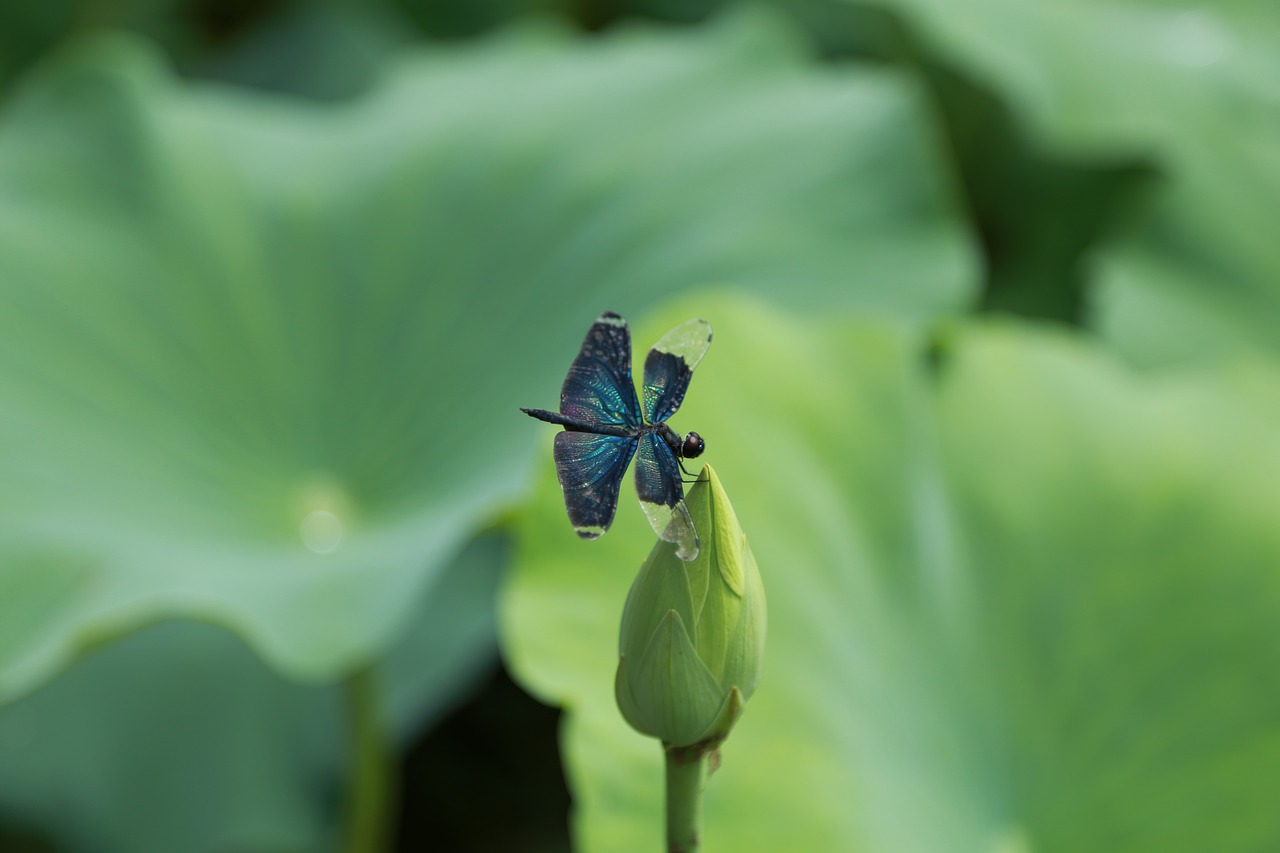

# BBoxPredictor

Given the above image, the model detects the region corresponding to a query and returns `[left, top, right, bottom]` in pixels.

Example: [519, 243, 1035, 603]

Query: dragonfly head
[681, 431, 705, 459]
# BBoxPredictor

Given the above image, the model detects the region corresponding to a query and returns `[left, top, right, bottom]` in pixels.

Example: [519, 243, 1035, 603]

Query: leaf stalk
[343, 665, 395, 853]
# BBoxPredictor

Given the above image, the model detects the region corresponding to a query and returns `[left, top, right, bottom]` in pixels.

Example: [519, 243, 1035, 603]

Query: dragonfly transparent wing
[634, 432, 699, 561]
[641, 318, 712, 424]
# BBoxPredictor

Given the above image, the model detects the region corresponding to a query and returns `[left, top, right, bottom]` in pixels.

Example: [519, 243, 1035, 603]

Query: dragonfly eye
[682, 432, 705, 459]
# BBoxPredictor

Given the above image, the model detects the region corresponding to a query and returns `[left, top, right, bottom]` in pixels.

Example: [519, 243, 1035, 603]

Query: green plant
[616, 466, 766, 851]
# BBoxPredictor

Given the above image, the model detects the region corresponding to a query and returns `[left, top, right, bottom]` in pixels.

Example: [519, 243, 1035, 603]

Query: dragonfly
[521, 311, 712, 562]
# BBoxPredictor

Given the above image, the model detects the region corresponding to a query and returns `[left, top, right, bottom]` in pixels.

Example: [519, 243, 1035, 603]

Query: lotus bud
[615, 465, 766, 748]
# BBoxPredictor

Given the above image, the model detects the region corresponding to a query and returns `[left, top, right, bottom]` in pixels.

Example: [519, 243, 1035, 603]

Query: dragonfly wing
[561, 311, 642, 428]
[634, 432, 699, 561]
[642, 318, 712, 424]
[553, 432, 638, 539]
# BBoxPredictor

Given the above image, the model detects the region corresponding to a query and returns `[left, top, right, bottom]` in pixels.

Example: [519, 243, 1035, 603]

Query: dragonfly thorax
[648, 422, 703, 460]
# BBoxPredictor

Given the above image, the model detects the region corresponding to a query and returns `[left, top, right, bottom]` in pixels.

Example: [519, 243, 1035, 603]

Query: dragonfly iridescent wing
[562, 311, 642, 429]
[642, 318, 712, 424]
[553, 432, 638, 539]
[547, 312, 645, 538]
[634, 432, 699, 561]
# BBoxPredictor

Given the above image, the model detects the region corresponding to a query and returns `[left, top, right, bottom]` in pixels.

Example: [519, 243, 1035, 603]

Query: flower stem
[343, 665, 395, 853]
[664, 743, 708, 853]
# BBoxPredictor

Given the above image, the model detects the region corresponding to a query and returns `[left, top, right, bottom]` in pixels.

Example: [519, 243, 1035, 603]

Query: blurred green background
[0, 1, 1277, 851]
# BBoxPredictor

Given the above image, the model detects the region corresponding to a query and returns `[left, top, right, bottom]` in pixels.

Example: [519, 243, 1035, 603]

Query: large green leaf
[0, 620, 339, 853]
[0, 533, 504, 853]
[0, 1, 76, 92]
[502, 295, 1280, 851]
[0, 10, 973, 700]
[861, 0, 1280, 365]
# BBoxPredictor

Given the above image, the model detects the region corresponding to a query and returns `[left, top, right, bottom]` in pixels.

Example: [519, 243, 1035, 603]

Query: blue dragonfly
[521, 311, 712, 561]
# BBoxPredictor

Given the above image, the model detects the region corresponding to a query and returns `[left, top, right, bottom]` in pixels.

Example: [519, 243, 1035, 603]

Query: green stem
[664, 743, 708, 853]
[343, 666, 395, 853]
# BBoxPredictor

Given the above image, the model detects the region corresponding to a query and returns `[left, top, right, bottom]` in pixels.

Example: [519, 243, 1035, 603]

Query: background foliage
[0, 1, 1277, 851]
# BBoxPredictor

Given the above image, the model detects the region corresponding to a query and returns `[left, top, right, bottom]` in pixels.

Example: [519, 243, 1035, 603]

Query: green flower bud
[615, 465, 766, 748]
